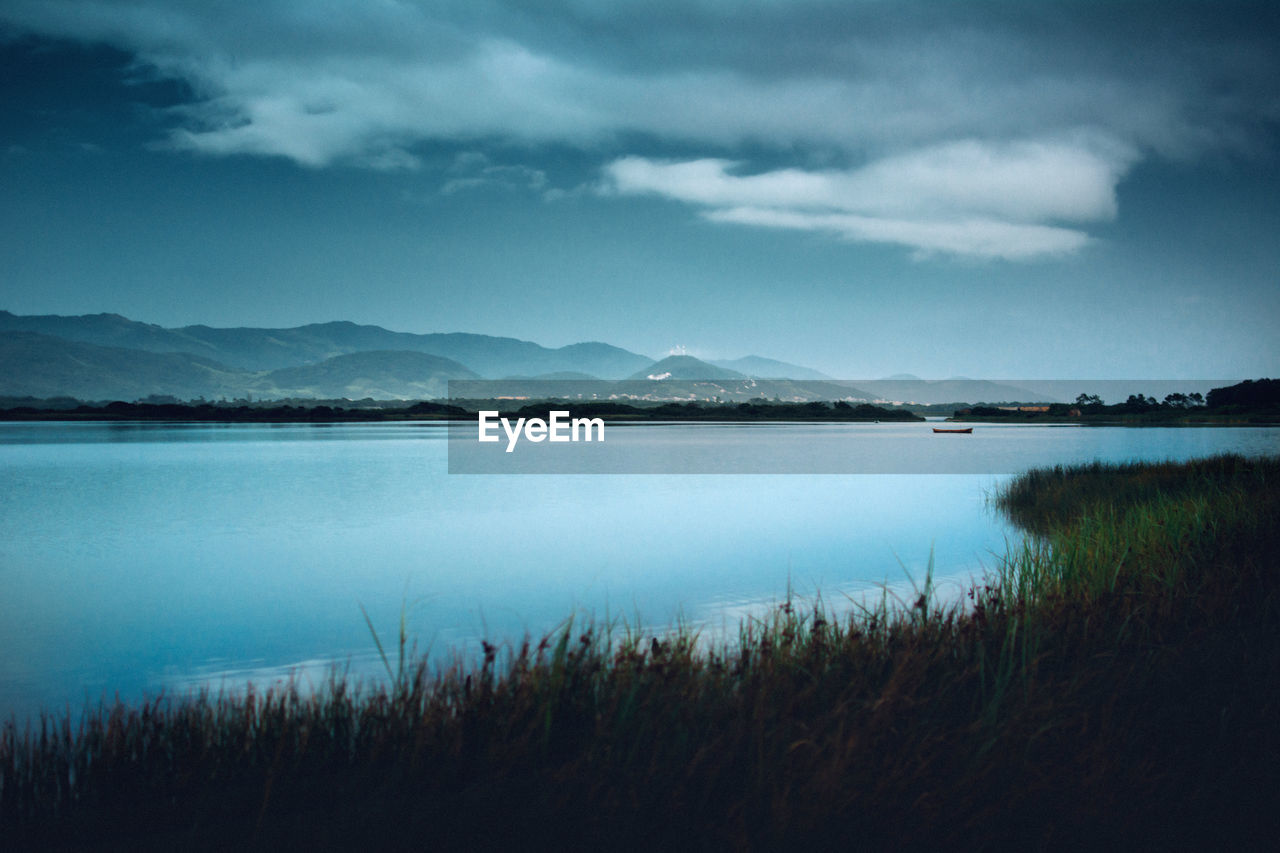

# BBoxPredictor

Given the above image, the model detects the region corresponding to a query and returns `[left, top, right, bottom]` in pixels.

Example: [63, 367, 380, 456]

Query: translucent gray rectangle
[445, 379, 1254, 474]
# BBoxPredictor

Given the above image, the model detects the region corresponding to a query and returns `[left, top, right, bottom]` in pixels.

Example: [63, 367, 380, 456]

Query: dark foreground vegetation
[4, 456, 1279, 851]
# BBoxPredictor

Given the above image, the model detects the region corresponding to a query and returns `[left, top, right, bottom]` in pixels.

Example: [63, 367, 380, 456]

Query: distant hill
[529, 372, 601, 381]
[0, 332, 485, 401]
[5, 310, 1026, 405]
[0, 311, 653, 378]
[548, 343, 653, 380]
[627, 355, 747, 381]
[258, 351, 480, 400]
[0, 331, 244, 400]
[709, 356, 831, 380]
[0, 311, 229, 361]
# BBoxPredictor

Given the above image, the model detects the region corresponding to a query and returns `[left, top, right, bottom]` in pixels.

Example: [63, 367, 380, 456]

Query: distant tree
[1074, 393, 1105, 411]
[1207, 379, 1280, 409]
[1123, 394, 1158, 413]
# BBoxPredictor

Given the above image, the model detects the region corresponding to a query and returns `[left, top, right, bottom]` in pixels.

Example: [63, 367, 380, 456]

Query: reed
[3, 455, 1278, 851]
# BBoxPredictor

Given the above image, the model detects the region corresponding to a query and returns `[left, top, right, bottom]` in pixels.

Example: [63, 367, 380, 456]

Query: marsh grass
[3, 455, 1279, 851]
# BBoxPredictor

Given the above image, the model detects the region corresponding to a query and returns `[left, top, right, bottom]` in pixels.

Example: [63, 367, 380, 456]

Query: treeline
[1075, 378, 1278, 414]
[7, 381, 1275, 424]
[1207, 377, 1280, 410]
[0, 398, 921, 423]
[960, 379, 1279, 422]
[496, 400, 922, 422]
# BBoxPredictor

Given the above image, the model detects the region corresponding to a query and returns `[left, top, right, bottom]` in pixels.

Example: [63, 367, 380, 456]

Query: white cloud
[603, 137, 1135, 258]
[706, 207, 1091, 260]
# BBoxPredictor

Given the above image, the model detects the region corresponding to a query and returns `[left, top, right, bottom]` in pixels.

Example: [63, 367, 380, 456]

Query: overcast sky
[2, 0, 1278, 377]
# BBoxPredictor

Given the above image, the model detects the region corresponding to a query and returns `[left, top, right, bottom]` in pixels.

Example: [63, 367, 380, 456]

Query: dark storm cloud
[4, 0, 1278, 257]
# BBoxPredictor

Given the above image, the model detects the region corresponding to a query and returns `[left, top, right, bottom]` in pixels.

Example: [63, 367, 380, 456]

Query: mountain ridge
[2, 311, 1059, 404]
[627, 355, 748, 382]
[709, 356, 832, 380]
[256, 350, 480, 400]
[0, 310, 655, 379]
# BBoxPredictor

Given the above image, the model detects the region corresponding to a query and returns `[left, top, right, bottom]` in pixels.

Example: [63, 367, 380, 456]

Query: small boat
[933, 427, 973, 434]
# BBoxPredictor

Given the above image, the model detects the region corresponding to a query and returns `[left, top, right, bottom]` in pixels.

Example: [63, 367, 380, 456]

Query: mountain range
[0, 310, 1056, 404]
[0, 310, 652, 376]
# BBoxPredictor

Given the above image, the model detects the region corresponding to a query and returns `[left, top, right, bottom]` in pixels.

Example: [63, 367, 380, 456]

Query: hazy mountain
[709, 356, 831, 380]
[258, 351, 480, 400]
[164, 322, 350, 369]
[5, 310, 1036, 405]
[549, 343, 653, 380]
[613, 357, 875, 402]
[529, 372, 601, 381]
[0, 327, 885, 405]
[296, 329, 650, 379]
[0, 331, 244, 400]
[0, 310, 227, 361]
[0, 332, 483, 401]
[0, 311, 653, 378]
[627, 355, 748, 381]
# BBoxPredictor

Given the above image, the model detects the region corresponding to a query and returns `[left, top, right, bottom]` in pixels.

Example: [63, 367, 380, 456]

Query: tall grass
[3, 455, 1278, 851]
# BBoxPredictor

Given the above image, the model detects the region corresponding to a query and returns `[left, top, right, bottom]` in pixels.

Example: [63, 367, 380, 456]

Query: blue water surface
[1, 420, 1275, 720]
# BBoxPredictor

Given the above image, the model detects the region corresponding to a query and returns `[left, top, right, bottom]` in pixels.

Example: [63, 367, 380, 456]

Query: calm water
[1, 420, 1276, 721]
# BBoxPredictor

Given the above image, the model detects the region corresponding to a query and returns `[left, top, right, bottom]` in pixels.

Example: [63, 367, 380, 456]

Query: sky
[1, 0, 1278, 378]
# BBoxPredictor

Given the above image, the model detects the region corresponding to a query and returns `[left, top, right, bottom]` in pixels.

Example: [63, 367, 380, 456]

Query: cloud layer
[603, 136, 1139, 258]
[4, 0, 1277, 257]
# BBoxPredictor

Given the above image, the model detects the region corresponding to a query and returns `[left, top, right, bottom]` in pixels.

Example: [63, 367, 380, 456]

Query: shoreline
[4, 402, 1278, 426]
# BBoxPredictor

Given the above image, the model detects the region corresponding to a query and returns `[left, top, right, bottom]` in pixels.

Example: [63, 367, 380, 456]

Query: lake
[1, 420, 1276, 722]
